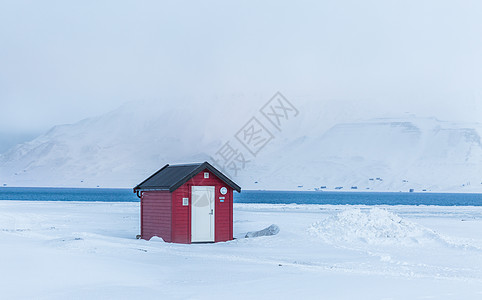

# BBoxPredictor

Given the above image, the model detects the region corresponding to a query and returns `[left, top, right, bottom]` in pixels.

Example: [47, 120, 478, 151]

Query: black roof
[134, 161, 241, 193]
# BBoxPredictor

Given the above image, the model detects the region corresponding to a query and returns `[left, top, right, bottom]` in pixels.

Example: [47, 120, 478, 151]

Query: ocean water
[0, 187, 138, 202]
[0, 187, 481, 206]
[237, 190, 482, 206]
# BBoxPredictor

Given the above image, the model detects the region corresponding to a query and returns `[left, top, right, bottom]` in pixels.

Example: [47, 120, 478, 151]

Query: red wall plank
[141, 191, 172, 242]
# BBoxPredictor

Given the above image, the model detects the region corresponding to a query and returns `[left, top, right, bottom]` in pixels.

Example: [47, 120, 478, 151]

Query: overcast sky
[1, 0, 481, 151]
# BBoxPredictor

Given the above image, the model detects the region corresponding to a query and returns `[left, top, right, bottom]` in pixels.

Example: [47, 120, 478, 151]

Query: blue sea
[0, 187, 481, 206]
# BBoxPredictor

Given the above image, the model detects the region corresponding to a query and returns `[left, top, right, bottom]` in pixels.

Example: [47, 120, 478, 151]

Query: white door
[191, 186, 215, 242]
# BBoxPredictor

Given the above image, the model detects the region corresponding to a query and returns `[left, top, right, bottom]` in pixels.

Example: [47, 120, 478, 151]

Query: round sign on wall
[220, 187, 227, 195]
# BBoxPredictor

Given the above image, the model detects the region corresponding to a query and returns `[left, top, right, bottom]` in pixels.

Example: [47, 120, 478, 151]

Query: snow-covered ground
[1, 201, 482, 299]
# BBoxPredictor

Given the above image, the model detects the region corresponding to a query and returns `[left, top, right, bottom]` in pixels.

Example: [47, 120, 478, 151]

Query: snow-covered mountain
[0, 101, 227, 188]
[1, 101, 481, 192]
[246, 117, 482, 192]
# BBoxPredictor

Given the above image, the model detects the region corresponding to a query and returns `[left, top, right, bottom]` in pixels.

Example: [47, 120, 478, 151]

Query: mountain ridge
[1, 103, 481, 192]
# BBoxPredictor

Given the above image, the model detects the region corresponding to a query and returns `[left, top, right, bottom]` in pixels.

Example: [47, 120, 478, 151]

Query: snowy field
[1, 201, 482, 299]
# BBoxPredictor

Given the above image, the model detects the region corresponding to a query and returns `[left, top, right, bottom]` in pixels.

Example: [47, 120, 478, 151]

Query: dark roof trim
[170, 161, 241, 193]
[133, 164, 170, 193]
[134, 161, 241, 193]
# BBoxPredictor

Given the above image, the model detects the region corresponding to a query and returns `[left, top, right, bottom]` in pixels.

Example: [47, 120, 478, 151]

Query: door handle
[209, 209, 213, 215]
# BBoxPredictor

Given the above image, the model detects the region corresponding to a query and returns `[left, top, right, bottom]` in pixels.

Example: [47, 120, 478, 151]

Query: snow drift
[308, 208, 440, 245]
[245, 224, 280, 238]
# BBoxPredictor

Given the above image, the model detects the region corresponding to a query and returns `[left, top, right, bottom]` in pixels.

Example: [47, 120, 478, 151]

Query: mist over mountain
[1, 100, 481, 192]
[245, 117, 482, 192]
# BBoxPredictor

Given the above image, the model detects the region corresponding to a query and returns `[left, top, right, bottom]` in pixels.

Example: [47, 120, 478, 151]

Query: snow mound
[149, 236, 165, 243]
[308, 208, 439, 245]
[245, 224, 280, 238]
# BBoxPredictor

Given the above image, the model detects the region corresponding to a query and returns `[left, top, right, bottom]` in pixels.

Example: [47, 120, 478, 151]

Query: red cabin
[134, 161, 241, 243]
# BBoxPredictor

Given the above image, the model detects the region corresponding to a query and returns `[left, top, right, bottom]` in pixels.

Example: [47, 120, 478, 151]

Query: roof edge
[168, 161, 241, 193]
[133, 164, 170, 192]
[205, 162, 241, 193]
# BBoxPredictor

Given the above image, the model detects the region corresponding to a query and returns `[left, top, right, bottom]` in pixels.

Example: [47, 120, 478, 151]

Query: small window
[182, 198, 189, 206]
[204, 172, 209, 178]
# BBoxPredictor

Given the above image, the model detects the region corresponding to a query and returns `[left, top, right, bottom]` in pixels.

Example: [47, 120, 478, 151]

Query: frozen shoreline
[1, 201, 482, 299]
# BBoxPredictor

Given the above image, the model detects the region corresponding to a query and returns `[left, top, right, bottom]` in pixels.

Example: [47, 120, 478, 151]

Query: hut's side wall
[171, 168, 234, 243]
[141, 191, 172, 242]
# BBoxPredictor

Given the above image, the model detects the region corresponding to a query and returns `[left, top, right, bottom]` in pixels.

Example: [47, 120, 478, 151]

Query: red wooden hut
[133, 161, 241, 243]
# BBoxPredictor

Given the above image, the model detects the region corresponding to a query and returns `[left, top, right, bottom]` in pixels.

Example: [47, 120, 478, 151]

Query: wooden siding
[141, 191, 172, 242]
[171, 168, 234, 243]
[171, 184, 191, 244]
